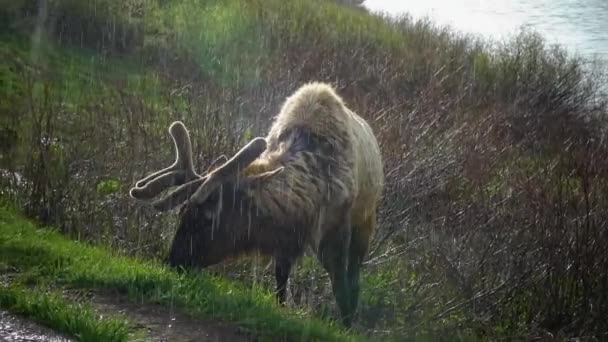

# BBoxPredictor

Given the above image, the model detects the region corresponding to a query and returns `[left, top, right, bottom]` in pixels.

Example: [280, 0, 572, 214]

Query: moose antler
[152, 137, 268, 211]
[130, 121, 200, 200]
[130, 121, 271, 211]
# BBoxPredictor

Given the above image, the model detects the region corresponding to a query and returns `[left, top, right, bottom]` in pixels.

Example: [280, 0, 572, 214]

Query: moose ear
[241, 167, 285, 189]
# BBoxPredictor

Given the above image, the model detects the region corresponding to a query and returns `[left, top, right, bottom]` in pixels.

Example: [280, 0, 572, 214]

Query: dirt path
[1, 295, 254, 342]
[0, 309, 75, 342]
[0, 274, 72, 341]
[77, 289, 255, 342]
[0, 279, 255, 341]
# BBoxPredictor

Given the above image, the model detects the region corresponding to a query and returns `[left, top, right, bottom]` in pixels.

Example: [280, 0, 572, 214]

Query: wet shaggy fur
[232, 82, 384, 326]
[244, 82, 384, 254]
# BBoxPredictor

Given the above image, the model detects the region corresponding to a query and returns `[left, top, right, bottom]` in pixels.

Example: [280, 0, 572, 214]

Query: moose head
[129, 121, 284, 268]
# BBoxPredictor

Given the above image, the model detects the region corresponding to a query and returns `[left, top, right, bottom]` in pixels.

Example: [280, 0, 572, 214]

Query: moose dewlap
[129, 82, 384, 327]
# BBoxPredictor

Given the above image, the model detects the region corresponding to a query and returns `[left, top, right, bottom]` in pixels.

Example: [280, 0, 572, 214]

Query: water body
[363, 0, 608, 62]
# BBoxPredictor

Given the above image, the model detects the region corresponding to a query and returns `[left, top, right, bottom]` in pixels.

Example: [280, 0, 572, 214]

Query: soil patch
[0, 309, 75, 342]
[65, 288, 255, 342]
[1, 272, 255, 342]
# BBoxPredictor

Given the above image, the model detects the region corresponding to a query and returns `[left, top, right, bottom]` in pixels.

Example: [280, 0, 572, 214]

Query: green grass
[0, 30, 165, 112]
[0, 30, 175, 202]
[0, 284, 133, 341]
[155, 0, 407, 86]
[0, 204, 362, 341]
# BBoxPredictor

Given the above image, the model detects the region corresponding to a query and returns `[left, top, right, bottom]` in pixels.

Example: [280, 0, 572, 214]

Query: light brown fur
[243, 82, 384, 254]
[230, 82, 384, 326]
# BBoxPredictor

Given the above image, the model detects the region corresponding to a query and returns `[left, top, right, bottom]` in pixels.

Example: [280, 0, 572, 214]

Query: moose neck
[213, 181, 305, 261]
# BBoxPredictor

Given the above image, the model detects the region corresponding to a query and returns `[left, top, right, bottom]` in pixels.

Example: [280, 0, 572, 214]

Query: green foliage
[0, 285, 132, 342]
[0, 207, 362, 341]
[158, 0, 270, 86]
[96, 179, 121, 196]
[0, 0, 148, 53]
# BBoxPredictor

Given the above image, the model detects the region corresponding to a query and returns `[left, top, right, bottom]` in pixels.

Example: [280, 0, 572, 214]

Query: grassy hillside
[2, 0, 608, 339]
[0, 204, 360, 341]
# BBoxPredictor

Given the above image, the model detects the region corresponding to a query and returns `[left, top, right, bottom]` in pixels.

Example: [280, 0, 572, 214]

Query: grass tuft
[0, 284, 132, 342]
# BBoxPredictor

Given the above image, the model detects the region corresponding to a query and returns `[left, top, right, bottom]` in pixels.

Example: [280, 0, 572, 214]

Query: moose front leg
[274, 256, 293, 304]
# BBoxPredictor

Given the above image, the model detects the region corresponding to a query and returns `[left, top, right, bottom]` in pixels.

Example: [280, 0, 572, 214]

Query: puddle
[0, 309, 74, 342]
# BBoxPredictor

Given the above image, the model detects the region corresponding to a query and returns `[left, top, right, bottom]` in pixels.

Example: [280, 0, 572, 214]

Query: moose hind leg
[347, 210, 375, 320]
[318, 222, 354, 327]
[274, 256, 292, 304]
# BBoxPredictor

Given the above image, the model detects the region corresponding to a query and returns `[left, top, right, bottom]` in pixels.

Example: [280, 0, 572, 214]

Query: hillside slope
[0, 205, 360, 341]
[2, 0, 608, 339]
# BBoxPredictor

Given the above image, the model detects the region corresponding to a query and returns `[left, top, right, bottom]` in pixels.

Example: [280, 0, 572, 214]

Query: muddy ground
[0, 258, 261, 342]
[0, 281, 254, 342]
[74, 289, 254, 342]
[0, 309, 75, 342]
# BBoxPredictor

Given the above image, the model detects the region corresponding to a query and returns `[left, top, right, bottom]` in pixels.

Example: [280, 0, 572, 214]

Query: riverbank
[363, 0, 608, 61]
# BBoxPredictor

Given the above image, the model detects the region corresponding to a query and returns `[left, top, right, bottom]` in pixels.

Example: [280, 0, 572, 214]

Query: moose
[130, 82, 384, 326]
